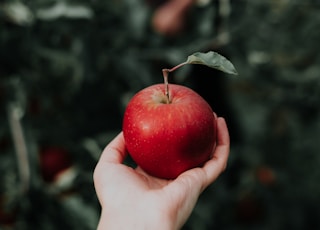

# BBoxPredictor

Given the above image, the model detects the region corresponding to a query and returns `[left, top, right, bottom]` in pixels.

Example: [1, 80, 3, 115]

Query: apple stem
[162, 69, 170, 103]
[167, 62, 188, 73]
[162, 62, 188, 104]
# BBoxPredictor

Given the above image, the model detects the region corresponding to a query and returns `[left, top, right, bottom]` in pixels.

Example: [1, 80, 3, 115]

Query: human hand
[93, 115, 230, 230]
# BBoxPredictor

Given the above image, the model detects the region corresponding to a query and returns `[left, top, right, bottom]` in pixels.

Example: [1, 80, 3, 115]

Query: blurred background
[1, 0, 320, 229]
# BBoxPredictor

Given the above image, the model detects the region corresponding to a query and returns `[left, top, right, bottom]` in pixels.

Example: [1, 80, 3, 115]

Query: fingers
[216, 117, 230, 152]
[98, 132, 127, 164]
[173, 117, 230, 193]
[201, 117, 230, 187]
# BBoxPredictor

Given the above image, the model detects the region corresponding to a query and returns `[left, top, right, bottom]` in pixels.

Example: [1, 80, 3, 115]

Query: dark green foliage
[1, 0, 320, 229]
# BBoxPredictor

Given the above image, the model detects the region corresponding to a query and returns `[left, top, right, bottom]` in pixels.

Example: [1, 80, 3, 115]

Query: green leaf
[186, 51, 238, 75]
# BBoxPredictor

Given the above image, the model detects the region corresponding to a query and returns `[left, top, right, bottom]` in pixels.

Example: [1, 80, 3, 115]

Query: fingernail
[213, 112, 217, 119]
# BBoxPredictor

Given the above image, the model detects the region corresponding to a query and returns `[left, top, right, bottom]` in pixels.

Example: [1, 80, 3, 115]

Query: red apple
[39, 146, 72, 183]
[122, 51, 237, 179]
[123, 83, 216, 179]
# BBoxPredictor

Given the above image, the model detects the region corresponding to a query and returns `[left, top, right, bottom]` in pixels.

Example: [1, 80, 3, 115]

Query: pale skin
[93, 115, 230, 230]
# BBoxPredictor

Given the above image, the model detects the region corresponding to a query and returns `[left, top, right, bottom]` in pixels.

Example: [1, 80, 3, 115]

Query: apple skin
[123, 84, 216, 179]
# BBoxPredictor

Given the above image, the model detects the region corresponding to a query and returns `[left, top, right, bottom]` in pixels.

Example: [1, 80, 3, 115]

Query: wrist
[97, 208, 175, 230]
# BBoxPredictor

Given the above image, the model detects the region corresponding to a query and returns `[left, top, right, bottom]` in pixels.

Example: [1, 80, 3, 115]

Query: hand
[93, 116, 230, 230]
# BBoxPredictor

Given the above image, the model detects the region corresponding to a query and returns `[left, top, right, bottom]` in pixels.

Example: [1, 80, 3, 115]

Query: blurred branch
[6, 87, 30, 194]
[35, 1, 93, 20]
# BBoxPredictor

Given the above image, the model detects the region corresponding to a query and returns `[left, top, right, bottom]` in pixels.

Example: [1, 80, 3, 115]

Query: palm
[107, 163, 171, 192]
